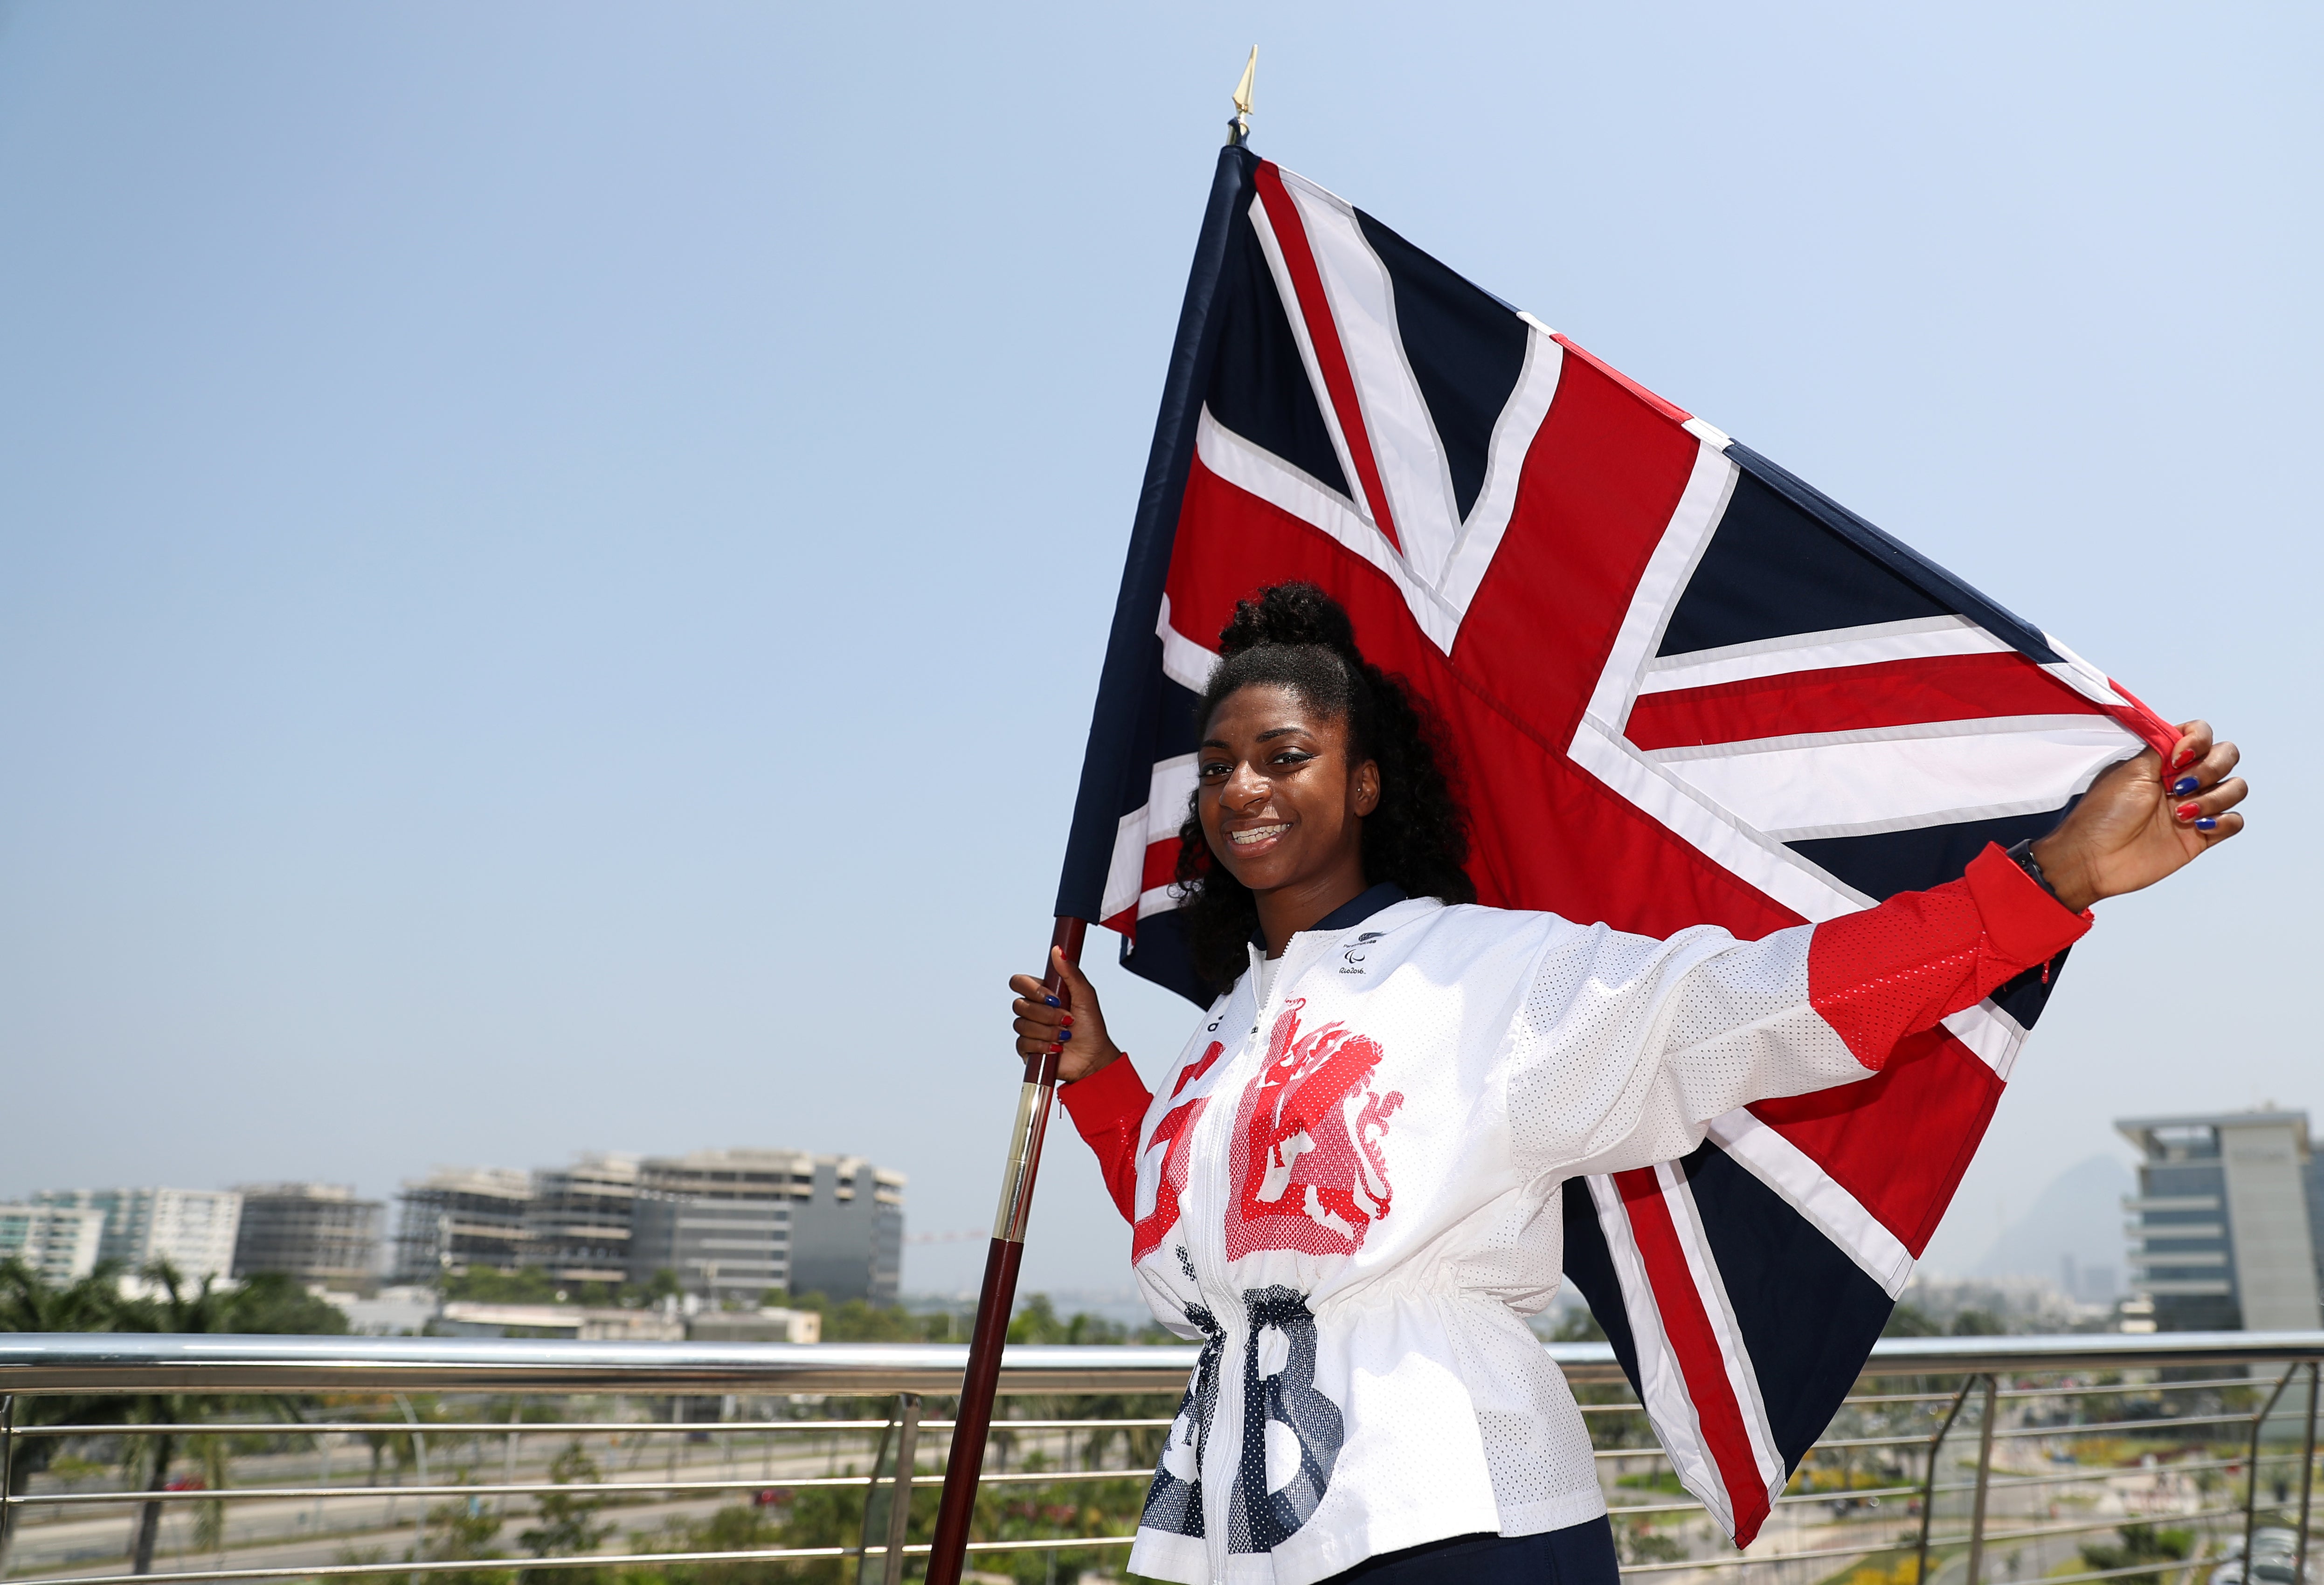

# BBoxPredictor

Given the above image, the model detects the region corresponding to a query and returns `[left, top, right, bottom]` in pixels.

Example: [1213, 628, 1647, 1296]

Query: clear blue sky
[1, 0, 2314, 1299]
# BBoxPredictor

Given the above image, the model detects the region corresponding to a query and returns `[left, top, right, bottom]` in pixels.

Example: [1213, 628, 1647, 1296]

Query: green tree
[416, 1475, 513, 1585]
[517, 1442, 616, 1585]
[0, 1258, 138, 1575]
[2079, 1523, 2192, 1585]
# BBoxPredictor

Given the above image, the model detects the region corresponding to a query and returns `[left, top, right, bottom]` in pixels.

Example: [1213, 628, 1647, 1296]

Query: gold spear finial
[1227, 47, 1257, 146]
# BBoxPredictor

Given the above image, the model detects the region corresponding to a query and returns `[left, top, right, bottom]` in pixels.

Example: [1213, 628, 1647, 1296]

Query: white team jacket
[1058, 848, 2087, 1585]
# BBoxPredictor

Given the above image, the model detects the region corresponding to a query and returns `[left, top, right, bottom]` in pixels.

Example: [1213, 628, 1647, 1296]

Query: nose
[1222, 759, 1271, 812]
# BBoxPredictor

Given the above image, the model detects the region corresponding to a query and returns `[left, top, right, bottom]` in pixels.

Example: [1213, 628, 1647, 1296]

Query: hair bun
[1217, 581, 1358, 658]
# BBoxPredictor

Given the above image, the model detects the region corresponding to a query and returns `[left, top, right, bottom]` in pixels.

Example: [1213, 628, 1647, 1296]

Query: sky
[0, 0, 2316, 1303]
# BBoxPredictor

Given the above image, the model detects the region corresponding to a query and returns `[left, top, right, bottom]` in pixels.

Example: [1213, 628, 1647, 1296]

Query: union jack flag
[1054, 145, 2174, 1544]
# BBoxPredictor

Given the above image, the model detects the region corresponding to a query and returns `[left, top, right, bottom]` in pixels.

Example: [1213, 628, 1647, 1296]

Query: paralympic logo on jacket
[1224, 1000, 1404, 1260]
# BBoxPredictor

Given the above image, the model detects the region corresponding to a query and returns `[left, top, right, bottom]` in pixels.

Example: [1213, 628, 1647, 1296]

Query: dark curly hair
[1173, 582, 1475, 991]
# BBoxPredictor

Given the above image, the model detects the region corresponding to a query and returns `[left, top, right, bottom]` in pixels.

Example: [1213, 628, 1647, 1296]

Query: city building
[629, 1191, 792, 1307]
[789, 1156, 905, 1307]
[2117, 1109, 2324, 1331]
[391, 1166, 531, 1281]
[631, 1148, 906, 1307]
[28, 1188, 242, 1283]
[523, 1154, 638, 1286]
[0, 1203, 108, 1285]
[230, 1184, 385, 1289]
[387, 1147, 906, 1304]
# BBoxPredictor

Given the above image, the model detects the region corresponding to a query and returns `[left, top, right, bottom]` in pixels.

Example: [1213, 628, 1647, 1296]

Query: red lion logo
[1224, 1000, 1404, 1260]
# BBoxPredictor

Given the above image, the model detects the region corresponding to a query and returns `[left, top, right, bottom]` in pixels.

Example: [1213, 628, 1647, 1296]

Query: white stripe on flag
[1584, 1174, 1736, 1538]
[1436, 325, 1565, 617]
[1097, 753, 1199, 924]
[1245, 197, 1370, 534]
[1656, 721, 2141, 837]
[1704, 1110, 1917, 1297]
[1943, 999, 2030, 1082]
[1155, 594, 1219, 694]
[1580, 437, 1737, 733]
[1195, 411, 1466, 652]
[1639, 615, 2015, 696]
[1272, 167, 1465, 589]
[1657, 1161, 1787, 1500]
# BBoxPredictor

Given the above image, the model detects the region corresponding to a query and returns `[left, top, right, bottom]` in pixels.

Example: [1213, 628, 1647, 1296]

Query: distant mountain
[1971, 1154, 2134, 1297]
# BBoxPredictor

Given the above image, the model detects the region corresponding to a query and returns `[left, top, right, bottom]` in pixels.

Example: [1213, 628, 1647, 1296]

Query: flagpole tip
[1226, 46, 1256, 147]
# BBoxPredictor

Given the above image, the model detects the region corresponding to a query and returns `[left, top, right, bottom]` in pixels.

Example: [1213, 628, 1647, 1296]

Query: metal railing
[0, 1331, 2314, 1584]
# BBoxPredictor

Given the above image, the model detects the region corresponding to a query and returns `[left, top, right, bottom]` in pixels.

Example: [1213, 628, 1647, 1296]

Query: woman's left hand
[2030, 719, 2246, 911]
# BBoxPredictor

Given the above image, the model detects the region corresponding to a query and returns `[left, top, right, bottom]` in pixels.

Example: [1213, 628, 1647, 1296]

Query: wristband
[2003, 838, 2070, 910]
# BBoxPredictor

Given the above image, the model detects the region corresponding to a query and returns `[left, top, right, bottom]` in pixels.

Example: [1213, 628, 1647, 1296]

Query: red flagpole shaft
[924, 915, 1087, 1585]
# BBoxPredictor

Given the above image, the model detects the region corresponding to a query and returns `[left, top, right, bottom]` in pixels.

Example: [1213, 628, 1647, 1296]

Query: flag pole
[923, 916, 1084, 1585]
[924, 53, 1259, 1585]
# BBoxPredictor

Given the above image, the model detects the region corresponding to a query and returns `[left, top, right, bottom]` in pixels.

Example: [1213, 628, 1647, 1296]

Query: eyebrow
[1197, 726, 1310, 751]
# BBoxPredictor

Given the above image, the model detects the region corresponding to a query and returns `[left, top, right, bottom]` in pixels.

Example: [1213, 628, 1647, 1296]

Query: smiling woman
[1003, 582, 2245, 1585]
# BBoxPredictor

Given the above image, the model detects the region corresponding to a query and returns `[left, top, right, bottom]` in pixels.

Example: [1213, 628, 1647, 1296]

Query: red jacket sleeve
[1807, 841, 2093, 1070]
[1056, 1057, 1153, 1224]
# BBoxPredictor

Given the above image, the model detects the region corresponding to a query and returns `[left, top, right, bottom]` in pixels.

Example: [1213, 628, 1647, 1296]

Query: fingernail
[1047, 1042, 1062, 1055]
[1058, 1027, 1072, 1041]
[2172, 776, 2199, 797]
[2174, 748, 2196, 770]
[1044, 996, 1059, 1008]
[2195, 816, 2218, 831]
[1060, 1012, 1074, 1027]
[2177, 801, 2200, 821]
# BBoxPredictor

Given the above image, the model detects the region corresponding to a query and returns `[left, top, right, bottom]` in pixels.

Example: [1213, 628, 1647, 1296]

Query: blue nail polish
[1045, 996, 1059, 1007]
[2195, 816, 2218, 831]
[2172, 776, 2199, 796]
[1059, 1027, 1072, 1040]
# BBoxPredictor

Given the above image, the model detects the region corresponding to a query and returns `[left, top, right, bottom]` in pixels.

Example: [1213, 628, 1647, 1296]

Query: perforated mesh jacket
[1057, 841, 2088, 1585]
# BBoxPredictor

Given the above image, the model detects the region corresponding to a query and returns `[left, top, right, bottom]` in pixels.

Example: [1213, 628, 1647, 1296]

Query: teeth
[1229, 824, 1289, 846]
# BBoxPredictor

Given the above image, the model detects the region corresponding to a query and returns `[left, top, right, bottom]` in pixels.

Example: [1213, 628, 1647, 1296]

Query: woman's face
[1197, 682, 1379, 896]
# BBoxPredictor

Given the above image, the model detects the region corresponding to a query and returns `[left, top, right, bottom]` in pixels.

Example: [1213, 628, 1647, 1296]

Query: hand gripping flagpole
[922, 54, 1261, 1585]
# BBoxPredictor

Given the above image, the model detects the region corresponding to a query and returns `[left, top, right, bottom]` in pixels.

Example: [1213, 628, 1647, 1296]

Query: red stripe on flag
[1750, 1027, 2004, 1257]
[1253, 163, 1403, 553]
[1550, 334, 1695, 426]
[1622, 652, 2106, 751]
[1140, 837, 1180, 896]
[1613, 1167, 1773, 1541]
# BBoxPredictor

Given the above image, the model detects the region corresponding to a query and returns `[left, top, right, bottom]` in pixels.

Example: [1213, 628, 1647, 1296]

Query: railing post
[1964, 1375, 1999, 1585]
[396, 1394, 428, 1585]
[2294, 1362, 2317, 1585]
[2243, 1366, 2297, 1571]
[1919, 1376, 1977, 1585]
[0, 1392, 15, 1579]
[883, 1395, 921, 1585]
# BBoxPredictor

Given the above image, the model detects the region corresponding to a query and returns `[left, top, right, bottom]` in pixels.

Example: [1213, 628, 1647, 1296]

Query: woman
[1006, 583, 2245, 1585]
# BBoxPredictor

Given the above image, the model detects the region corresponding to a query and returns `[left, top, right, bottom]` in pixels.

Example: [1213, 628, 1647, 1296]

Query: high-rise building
[790, 1157, 905, 1307]
[28, 1188, 242, 1283]
[230, 1184, 385, 1289]
[524, 1155, 639, 1285]
[2117, 1109, 2323, 1331]
[386, 1147, 906, 1303]
[0, 1203, 108, 1286]
[630, 1149, 906, 1306]
[391, 1167, 531, 1281]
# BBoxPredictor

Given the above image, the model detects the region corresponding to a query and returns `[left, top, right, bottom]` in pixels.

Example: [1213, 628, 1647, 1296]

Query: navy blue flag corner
[1055, 145, 2174, 1544]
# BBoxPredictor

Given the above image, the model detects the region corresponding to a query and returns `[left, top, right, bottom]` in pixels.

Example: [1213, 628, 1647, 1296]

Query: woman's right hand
[1008, 946, 1123, 1083]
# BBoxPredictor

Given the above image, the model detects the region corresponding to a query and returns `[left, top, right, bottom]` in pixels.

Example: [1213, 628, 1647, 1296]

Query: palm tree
[108, 1260, 245, 1575]
[0, 1258, 134, 1577]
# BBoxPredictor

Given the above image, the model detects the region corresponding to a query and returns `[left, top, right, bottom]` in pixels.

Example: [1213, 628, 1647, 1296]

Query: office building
[790, 1157, 905, 1307]
[231, 1184, 385, 1288]
[28, 1188, 242, 1283]
[0, 1203, 108, 1286]
[2118, 1109, 2324, 1331]
[631, 1148, 906, 1306]
[524, 1155, 639, 1286]
[391, 1166, 531, 1281]
[387, 1147, 906, 1304]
